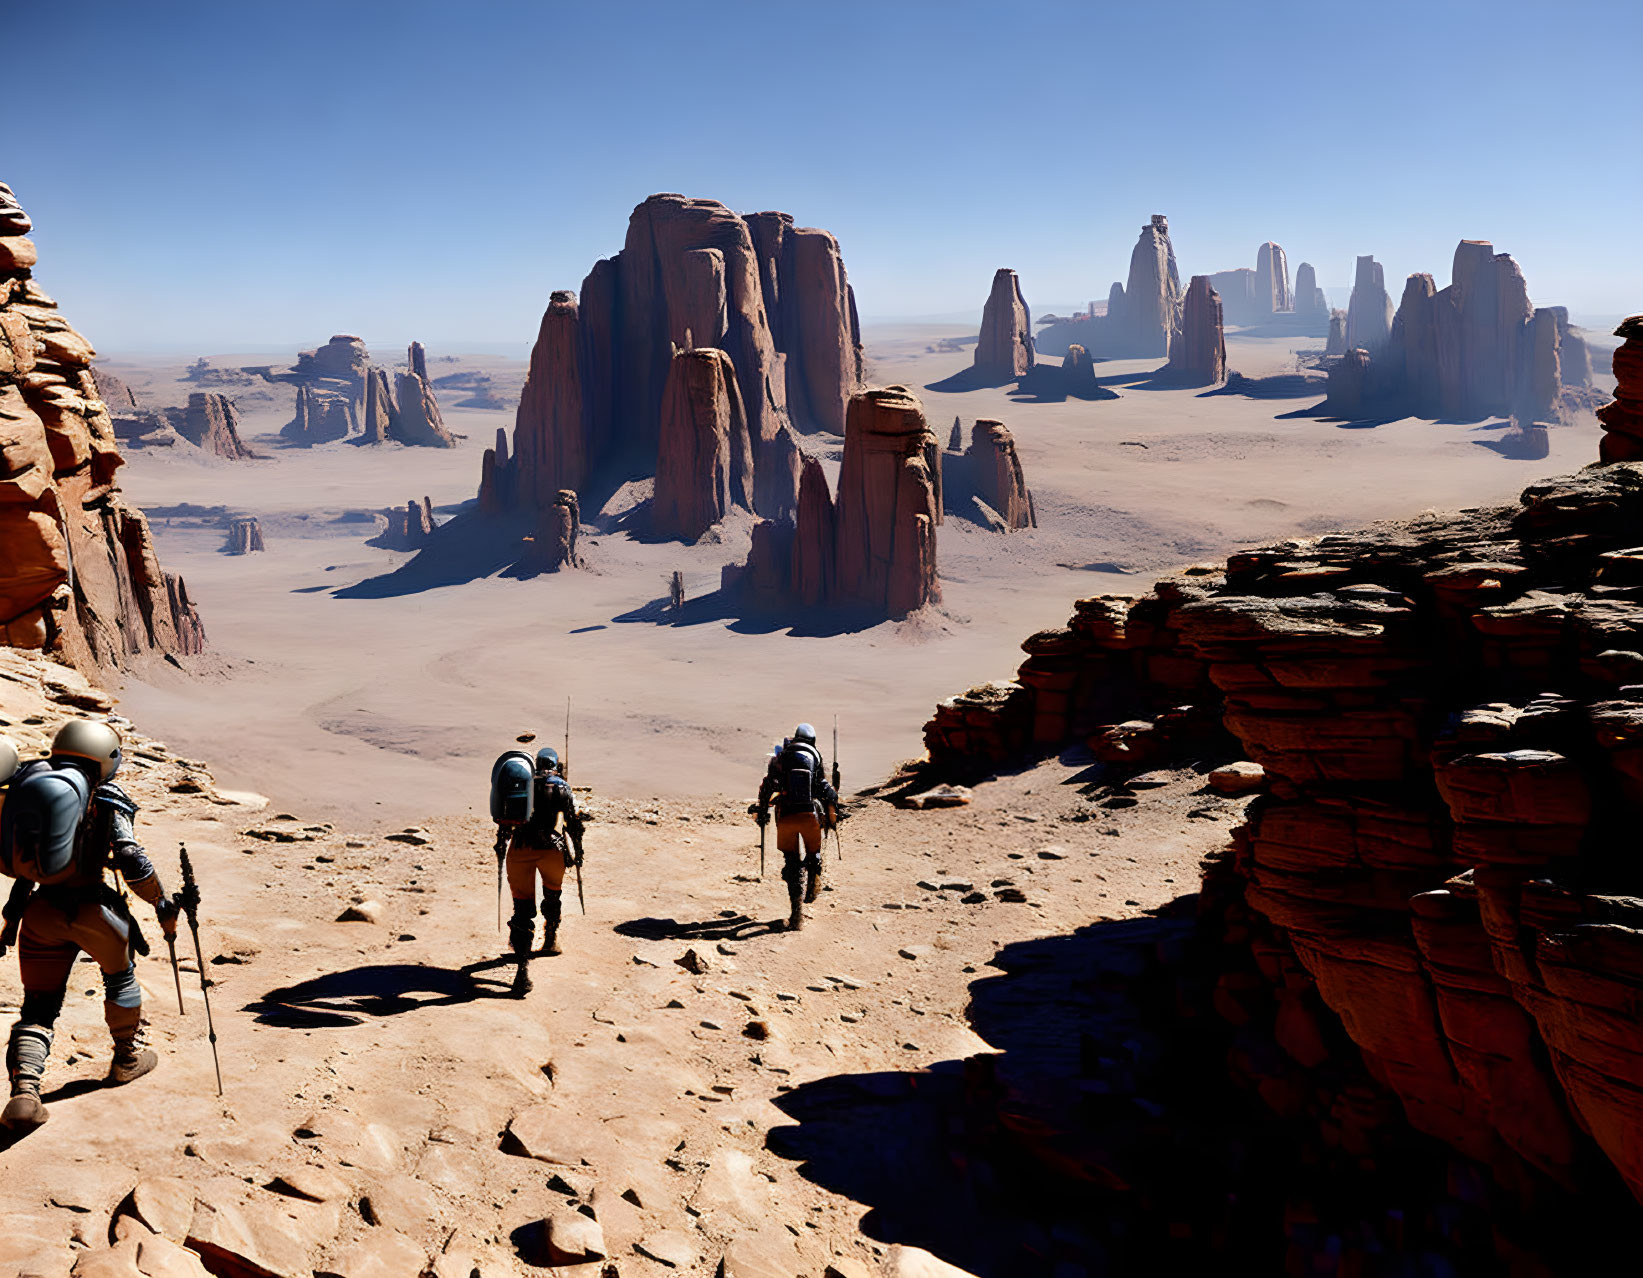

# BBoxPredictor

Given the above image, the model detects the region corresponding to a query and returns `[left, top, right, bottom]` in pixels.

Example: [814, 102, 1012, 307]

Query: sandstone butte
[0, 180, 204, 673]
[1032, 214, 1185, 362]
[918, 342, 1643, 1237]
[970, 268, 1034, 382]
[1328, 240, 1596, 425]
[731, 385, 942, 619]
[177, 391, 255, 460]
[478, 194, 863, 547]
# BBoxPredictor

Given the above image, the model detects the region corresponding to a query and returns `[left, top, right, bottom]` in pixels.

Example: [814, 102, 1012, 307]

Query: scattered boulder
[1598, 315, 1643, 462]
[1208, 760, 1265, 794]
[543, 1211, 607, 1266]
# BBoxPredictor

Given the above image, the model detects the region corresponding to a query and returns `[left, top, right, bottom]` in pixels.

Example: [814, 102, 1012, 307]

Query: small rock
[961, 892, 987, 905]
[1035, 849, 1065, 861]
[1208, 760, 1266, 795]
[901, 785, 972, 810]
[742, 1020, 772, 1041]
[993, 888, 1028, 904]
[544, 1211, 607, 1266]
[675, 948, 708, 974]
[898, 946, 932, 961]
[336, 901, 383, 924]
[636, 1231, 696, 1268]
[384, 829, 432, 846]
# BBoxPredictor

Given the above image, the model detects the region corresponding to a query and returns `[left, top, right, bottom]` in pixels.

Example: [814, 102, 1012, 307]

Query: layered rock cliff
[920, 456, 1643, 1222]
[0, 181, 205, 672]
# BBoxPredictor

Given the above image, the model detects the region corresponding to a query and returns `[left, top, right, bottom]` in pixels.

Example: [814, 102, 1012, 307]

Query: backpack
[780, 743, 820, 815]
[0, 760, 95, 885]
[490, 751, 536, 828]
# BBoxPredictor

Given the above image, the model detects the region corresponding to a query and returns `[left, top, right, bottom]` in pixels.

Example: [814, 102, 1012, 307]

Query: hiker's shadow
[614, 913, 787, 942]
[245, 962, 501, 1027]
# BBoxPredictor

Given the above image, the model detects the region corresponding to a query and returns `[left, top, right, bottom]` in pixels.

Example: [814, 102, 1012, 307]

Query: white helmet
[0, 735, 16, 785]
[51, 720, 123, 781]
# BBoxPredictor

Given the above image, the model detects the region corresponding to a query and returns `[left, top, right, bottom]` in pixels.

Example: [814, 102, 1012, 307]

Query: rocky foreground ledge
[920, 460, 1643, 1257]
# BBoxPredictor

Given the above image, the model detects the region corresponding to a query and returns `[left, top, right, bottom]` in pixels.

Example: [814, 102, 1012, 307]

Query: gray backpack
[0, 760, 94, 885]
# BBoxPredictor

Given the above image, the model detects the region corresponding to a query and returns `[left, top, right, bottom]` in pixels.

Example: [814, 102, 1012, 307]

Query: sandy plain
[104, 324, 1615, 832]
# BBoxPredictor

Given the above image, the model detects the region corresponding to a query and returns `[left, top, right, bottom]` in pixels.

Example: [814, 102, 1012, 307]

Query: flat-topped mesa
[1163, 275, 1227, 387]
[651, 347, 755, 541]
[481, 194, 862, 539]
[1111, 214, 1183, 358]
[972, 268, 1035, 382]
[178, 391, 255, 460]
[1344, 254, 1393, 354]
[294, 334, 370, 386]
[1598, 315, 1643, 462]
[833, 386, 942, 616]
[0, 179, 205, 671]
[1329, 240, 1598, 425]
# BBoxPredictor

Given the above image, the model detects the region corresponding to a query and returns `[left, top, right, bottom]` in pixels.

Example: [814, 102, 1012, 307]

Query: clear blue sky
[8, 0, 1639, 353]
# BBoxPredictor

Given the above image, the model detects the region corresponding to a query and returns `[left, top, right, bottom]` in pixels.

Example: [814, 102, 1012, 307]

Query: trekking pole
[563, 697, 585, 915]
[177, 846, 223, 1097]
[494, 833, 505, 933]
[573, 834, 586, 916]
[166, 929, 185, 1016]
[759, 819, 767, 880]
[832, 716, 844, 863]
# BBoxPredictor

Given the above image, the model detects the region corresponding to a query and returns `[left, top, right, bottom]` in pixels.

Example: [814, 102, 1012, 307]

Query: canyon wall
[921, 441, 1643, 1222]
[0, 181, 204, 672]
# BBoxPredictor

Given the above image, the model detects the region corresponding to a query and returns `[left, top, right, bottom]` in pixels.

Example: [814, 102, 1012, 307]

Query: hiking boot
[540, 925, 562, 957]
[511, 963, 533, 998]
[1, 1081, 47, 1131]
[804, 859, 822, 904]
[108, 1042, 157, 1086]
[539, 890, 563, 957]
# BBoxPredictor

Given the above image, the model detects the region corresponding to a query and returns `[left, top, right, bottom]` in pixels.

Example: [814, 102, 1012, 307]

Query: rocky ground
[0, 650, 1245, 1277]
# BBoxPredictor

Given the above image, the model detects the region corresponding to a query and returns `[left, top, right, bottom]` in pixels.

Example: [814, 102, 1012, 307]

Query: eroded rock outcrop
[477, 195, 862, 547]
[972, 269, 1034, 382]
[921, 459, 1643, 1226]
[225, 516, 264, 554]
[730, 386, 941, 619]
[178, 392, 255, 459]
[280, 335, 451, 447]
[1328, 241, 1601, 424]
[1109, 215, 1183, 358]
[372, 496, 438, 551]
[652, 347, 755, 541]
[0, 181, 204, 671]
[948, 420, 1034, 531]
[1344, 254, 1393, 355]
[1597, 316, 1643, 461]
[1162, 275, 1226, 386]
[1294, 261, 1329, 323]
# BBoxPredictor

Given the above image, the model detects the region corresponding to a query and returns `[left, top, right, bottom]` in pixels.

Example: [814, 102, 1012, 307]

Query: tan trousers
[18, 897, 142, 1036]
[507, 837, 566, 902]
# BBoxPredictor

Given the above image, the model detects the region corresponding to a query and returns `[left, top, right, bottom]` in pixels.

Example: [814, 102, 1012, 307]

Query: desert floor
[103, 325, 1614, 831]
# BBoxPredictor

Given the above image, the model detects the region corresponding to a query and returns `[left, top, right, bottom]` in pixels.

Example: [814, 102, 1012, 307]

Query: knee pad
[19, 989, 65, 1028]
[102, 962, 142, 1010]
[540, 890, 562, 921]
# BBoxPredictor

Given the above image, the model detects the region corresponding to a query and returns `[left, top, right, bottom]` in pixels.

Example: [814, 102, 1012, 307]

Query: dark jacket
[759, 742, 837, 821]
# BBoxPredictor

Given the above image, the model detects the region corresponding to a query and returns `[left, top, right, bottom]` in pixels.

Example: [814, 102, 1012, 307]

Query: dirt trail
[0, 653, 1244, 1277]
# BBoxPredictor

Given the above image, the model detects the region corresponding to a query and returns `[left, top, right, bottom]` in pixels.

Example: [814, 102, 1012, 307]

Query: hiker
[494, 747, 583, 996]
[0, 722, 178, 1131]
[756, 724, 838, 931]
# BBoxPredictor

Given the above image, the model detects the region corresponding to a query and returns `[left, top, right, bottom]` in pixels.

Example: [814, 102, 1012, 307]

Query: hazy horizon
[10, 0, 1640, 354]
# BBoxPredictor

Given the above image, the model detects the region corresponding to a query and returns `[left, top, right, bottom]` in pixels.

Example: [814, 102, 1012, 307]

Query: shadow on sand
[612, 589, 897, 638]
[245, 962, 503, 1027]
[613, 912, 787, 943]
[333, 508, 530, 599]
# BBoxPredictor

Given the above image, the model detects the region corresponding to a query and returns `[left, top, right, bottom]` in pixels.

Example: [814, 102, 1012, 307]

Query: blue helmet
[793, 724, 817, 746]
[536, 747, 561, 774]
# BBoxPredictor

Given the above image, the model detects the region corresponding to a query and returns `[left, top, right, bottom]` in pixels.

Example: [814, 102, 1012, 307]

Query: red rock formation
[513, 291, 589, 508]
[1163, 276, 1226, 386]
[745, 212, 863, 436]
[972, 269, 1034, 382]
[1597, 316, 1643, 461]
[226, 517, 264, 554]
[921, 462, 1643, 1217]
[833, 386, 941, 616]
[963, 421, 1034, 530]
[520, 489, 579, 572]
[373, 496, 438, 550]
[178, 392, 255, 459]
[0, 181, 204, 672]
[408, 340, 429, 381]
[652, 347, 754, 541]
[294, 334, 370, 385]
[1344, 254, 1393, 354]
[1061, 345, 1101, 399]
[789, 456, 835, 606]
[392, 371, 455, 447]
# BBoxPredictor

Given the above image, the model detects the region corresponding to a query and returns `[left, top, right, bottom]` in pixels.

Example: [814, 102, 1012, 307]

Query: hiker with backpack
[490, 746, 584, 997]
[755, 724, 838, 932]
[0, 721, 179, 1132]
